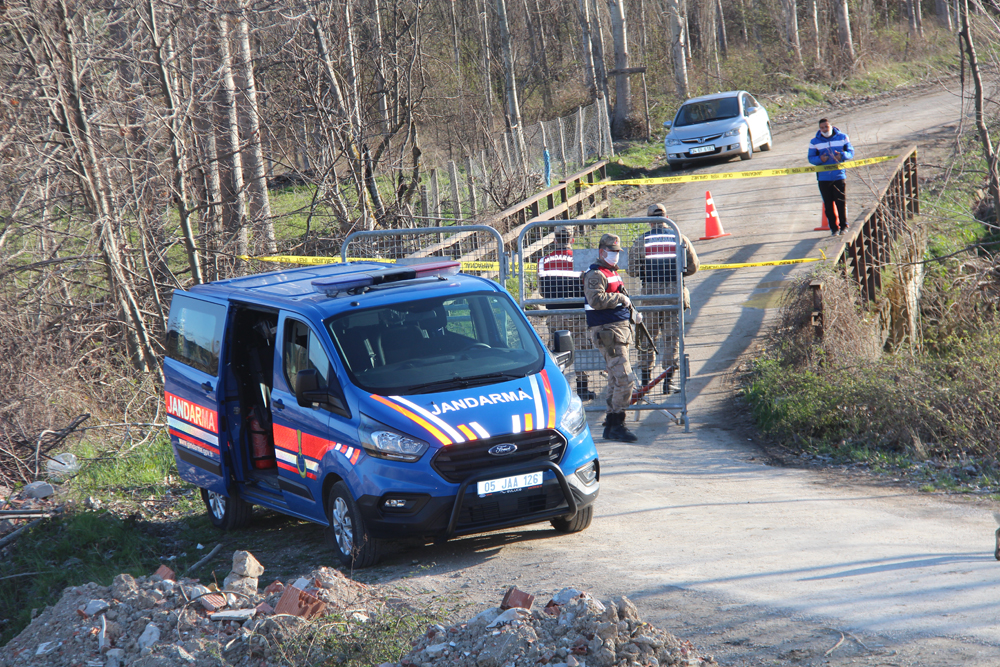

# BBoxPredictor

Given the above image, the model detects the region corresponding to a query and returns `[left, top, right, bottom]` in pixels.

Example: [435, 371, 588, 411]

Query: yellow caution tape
[700, 249, 827, 270]
[238, 254, 508, 272]
[607, 155, 897, 186]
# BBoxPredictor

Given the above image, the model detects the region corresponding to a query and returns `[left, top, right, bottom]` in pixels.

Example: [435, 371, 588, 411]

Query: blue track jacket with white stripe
[808, 128, 854, 182]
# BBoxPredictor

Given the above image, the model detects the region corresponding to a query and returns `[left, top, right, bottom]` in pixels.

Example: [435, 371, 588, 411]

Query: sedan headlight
[665, 137, 682, 146]
[359, 414, 429, 462]
[723, 127, 743, 137]
[559, 395, 587, 436]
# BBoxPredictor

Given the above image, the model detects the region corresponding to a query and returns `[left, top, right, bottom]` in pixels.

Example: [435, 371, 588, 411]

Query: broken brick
[198, 593, 227, 612]
[543, 600, 561, 616]
[254, 602, 274, 615]
[153, 565, 175, 581]
[263, 580, 284, 595]
[273, 585, 326, 619]
[500, 586, 535, 611]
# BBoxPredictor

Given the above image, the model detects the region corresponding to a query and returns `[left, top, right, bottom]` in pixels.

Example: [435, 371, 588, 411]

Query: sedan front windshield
[326, 292, 545, 395]
[673, 97, 740, 127]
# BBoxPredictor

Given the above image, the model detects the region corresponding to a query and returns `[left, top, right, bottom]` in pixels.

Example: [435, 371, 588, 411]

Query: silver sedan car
[663, 91, 773, 170]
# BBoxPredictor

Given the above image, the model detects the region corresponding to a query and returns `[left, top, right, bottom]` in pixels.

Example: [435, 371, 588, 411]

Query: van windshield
[325, 292, 545, 395]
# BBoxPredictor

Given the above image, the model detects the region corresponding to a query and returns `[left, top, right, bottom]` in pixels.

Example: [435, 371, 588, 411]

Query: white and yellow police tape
[606, 155, 897, 186]
[700, 249, 827, 270]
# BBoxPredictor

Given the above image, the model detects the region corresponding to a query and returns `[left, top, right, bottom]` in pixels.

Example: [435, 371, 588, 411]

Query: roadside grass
[0, 436, 217, 645]
[738, 123, 1000, 492]
[269, 605, 444, 667]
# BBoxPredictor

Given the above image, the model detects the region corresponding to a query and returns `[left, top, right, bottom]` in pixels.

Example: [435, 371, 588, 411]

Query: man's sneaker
[838, 227, 847, 235]
[830, 229, 838, 236]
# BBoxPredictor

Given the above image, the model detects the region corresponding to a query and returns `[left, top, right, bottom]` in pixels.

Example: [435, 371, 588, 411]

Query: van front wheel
[327, 482, 382, 568]
[201, 488, 252, 530]
[550, 504, 594, 533]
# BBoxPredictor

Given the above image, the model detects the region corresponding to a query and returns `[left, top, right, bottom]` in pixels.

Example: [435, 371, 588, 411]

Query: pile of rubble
[2, 548, 712, 667]
[395, 588, 715, 667]
[0, 550, 378, 667]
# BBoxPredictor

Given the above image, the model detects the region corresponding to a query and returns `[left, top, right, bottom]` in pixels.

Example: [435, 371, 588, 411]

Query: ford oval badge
[488, 443, 518, 456]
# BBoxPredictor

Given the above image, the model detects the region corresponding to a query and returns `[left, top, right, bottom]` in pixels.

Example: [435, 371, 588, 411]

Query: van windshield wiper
[410, 372, 525, 393]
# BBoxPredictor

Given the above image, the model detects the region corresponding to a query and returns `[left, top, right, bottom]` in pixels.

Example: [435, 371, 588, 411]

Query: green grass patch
[0, 512, 165, 645]
[270, 605, 444, 667]
[68, 435, 179, 501]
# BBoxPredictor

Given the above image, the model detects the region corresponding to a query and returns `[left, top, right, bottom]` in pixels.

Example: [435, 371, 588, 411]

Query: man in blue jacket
[808, 118, 855, 236]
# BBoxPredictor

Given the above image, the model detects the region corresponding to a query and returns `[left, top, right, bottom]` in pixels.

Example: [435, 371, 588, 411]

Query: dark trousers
[818, 179, 848, 231]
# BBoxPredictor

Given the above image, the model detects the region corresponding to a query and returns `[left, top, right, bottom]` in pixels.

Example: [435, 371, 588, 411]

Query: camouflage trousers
[593, 335, 634, 413]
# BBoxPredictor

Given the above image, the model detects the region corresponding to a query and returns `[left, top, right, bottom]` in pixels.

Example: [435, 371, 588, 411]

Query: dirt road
[357, 80, 1000, 666]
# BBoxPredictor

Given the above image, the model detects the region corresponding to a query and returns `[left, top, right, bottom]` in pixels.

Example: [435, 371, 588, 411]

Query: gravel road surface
[365, 80, 1000, 667]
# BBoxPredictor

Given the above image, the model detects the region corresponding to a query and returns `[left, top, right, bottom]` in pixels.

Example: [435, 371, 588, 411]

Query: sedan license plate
[477, 471, 543, 496]
[689, 145, 714, 155]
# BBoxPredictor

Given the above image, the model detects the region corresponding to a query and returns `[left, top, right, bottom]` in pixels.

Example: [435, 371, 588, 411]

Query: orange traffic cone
[700, 191, 731, 240]
[814, 205, 839, 231]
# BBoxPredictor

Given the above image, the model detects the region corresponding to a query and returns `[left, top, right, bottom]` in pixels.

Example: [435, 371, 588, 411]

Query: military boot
[639, 368, 651, 389]
[576, 376, 597, 402]
[602, 412, 614, 440]
[606, 412, 638, 442]
[663, 370, 676, 394]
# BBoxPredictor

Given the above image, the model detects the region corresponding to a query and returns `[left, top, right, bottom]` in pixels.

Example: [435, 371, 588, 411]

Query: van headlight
[359, 414, 429, 462]
[559, 395, 587, 436]
[723, 127, 742, 137]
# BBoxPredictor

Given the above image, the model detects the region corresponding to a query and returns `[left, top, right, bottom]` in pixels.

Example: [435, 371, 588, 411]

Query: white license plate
[477, 471, 543, 496]
[689, 145, 714, 155]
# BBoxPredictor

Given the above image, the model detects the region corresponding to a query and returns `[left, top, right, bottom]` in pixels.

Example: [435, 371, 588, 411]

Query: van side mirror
[551, 330, 575, 370]
[295, 369, 349, 416]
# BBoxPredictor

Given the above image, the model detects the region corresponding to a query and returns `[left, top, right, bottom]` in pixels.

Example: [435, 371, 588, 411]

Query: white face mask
[603, 250, 620, 266]
[820, 127, 833, 138]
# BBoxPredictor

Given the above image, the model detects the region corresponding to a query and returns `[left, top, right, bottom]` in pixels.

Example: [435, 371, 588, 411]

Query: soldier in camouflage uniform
[583, 233, 638, 442]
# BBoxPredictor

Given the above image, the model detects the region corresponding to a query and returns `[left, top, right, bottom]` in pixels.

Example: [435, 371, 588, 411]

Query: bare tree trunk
[496, 0, 527, 171]
[608, 0, 631, 137]
[234, 4, 276, 253]
[217, 16, 249, 258]
[665, 0, 688, 98]
[960, 0, 999, 226]
[590, 0, 610, 102]
[833, 0, 855, 65]
[481, 9, 495, 126]
[935, 0, 953, 29]
[146, 0, 203, 284]
[579, 0, 599, 99]
[806, 0, 821, 63]
[531, 0, 554, 107]
[449, 0, 462, 76]
[372, 0, 390, 135]
[715, 0, 728, 57]
[780, 0, 804, 66]
[907, 0, 924, 37]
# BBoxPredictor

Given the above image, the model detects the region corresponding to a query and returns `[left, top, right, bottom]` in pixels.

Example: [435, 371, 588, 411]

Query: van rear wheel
[327, 482, 382, 568]
[550, 504, 594, 533]
[201, 488, 252, 530]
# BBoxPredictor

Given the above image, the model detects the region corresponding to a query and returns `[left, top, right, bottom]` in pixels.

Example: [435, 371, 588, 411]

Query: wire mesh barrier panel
[516, 218, 689, 430]
[340, 226, 508, 285]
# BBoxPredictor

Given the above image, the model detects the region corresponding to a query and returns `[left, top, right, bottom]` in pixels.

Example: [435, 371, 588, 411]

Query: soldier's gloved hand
[620, 295, 632, 309]
[633, 309, 643, 325]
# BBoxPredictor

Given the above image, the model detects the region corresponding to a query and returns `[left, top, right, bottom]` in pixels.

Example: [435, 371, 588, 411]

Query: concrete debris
[0, 550, 377, 667]
[2, 550, 712, 667]
[393, 592, 715, 667]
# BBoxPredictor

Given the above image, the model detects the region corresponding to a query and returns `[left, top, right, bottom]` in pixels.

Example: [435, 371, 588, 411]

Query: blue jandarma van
[164, 260, 599, 567]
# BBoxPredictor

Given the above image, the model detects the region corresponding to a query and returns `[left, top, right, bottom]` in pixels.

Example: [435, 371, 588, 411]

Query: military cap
[647, 203, 667, 217]
[598, 233, 622, 251]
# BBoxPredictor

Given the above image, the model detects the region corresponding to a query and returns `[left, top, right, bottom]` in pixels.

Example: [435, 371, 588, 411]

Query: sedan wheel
[740, 136, 754, 161]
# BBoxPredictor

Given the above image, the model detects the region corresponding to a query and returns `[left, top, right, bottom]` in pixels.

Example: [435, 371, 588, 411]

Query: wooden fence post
[448, 160, 463, 219]
[420, 185, 429, 223]
[557, 117, 568, 178]
[577, 106, 585, 167]
[465, 155, 478, 218]
[430, 168, 441, 221]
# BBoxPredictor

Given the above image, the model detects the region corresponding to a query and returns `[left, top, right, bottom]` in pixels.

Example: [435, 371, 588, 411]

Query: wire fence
[416, 100, 615, 226]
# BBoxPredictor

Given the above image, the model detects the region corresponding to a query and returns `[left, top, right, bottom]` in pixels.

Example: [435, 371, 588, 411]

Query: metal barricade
[516, 217, 689, 430]
[340, 225, 509, 285]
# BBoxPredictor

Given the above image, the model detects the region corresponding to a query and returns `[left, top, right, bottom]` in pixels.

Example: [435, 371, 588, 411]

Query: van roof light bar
[312, 261, 461, 297]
